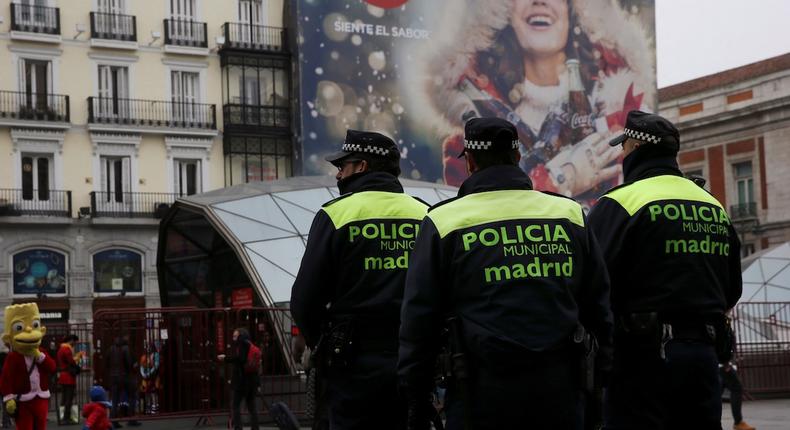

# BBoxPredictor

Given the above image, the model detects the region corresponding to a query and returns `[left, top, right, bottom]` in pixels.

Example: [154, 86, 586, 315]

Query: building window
[97, 65, 129, 118]
[224, 136, 292, 185]
[171, 70, 200, 121]
[742, 243, 755, 258]
[21, 153, 53, 201]
[174, 159, 201, 196]
[733, 161, 754, 206]
[99, 156, 131, 203]
[221, 55, 291, 129]
[20, 58, 51, 110]
[13, 249, 67, 295]
[93, 249, 143, 293]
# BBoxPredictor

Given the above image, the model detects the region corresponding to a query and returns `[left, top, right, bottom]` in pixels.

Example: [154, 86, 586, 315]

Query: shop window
[93, 249, 143, 293]
[13, 249, 67, 295]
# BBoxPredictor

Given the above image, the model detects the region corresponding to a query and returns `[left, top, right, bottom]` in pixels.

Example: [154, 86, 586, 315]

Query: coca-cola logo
[570, 113, 593, 129]
[364, 0, 410, 8]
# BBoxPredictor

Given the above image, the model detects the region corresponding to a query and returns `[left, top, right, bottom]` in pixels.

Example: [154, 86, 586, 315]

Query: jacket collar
[458, 165, 533, 197]
[622, 146, 683, 183]
[337, 171, 404, 195]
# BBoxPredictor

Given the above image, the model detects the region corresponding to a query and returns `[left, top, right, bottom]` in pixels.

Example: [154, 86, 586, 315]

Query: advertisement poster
[13, 249, 67, 295]
[297, 0, 656, 206]
[93, 249, 142, 293]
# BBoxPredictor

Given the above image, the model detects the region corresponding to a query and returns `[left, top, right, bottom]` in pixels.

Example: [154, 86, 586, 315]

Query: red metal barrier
[732, 302, 790, 397]
[81, 307, 306, 422]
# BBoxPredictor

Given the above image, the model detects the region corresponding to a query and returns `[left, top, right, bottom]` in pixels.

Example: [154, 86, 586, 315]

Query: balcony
[0, 90, 70, 128]
[730, 202, 758, 221]
[87, 97, 216, 135]
[90, 12, 137, 48]
[90, 192, 179, 218]
[0, 189, 72, 218]
[10, 3, 60, 42]
[220, 23, 287, 53]
[223, 104, 290, 132]
[164, 19, 208, 55]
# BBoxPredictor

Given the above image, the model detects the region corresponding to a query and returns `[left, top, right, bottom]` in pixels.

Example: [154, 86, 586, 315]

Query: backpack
[244, 342, 262, 375]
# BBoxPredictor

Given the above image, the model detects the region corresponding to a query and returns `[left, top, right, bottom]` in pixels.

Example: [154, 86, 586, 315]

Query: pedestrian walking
[57, 334, 80, 425]
[217, 328, 260, 430]
[588, 110, 743, 429]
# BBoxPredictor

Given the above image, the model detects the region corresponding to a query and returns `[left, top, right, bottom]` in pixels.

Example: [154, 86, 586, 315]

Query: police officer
[290, 129, 428, 430]
[588, 110, 743, 430]
[399, 117, 613, 430]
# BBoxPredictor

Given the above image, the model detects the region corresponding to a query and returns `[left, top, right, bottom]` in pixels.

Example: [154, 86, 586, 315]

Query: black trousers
[231, 384, 259, 430]
[61, 384, 75, 421]
[444, 353, 580, 430]
[720, 367, 743, 423]
[326, 351, 406, 430]
[604, 340, 721, 430]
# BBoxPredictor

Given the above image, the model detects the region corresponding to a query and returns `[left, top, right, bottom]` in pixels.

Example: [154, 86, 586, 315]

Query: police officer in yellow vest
[588, 111, 743, 430]
[290, 129, 428, 430]
[399, 117, 613, 430]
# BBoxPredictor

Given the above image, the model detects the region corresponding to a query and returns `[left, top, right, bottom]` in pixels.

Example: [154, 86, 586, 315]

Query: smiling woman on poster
[418, 0, 654, 203]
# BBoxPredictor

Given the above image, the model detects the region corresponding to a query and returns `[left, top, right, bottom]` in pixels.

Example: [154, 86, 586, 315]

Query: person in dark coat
[106, 337, 140, 428]
[217, 328, 259, 430]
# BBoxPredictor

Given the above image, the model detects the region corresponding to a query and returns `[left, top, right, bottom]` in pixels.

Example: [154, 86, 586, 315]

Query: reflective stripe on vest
[428, 190, 584, 238]
[603, 175, 725, 216]
[322, 191, 427, 229]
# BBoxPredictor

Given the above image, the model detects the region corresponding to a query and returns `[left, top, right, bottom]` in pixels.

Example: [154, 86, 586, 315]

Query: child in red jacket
[82, 386, 111, 430]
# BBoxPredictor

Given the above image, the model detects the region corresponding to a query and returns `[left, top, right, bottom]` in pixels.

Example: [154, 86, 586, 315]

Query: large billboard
[297, 0, 656, 206]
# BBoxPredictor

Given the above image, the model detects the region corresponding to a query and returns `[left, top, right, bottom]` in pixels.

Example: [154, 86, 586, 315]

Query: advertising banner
[13, 249, 67, 295]
[297, 0, 656, 206]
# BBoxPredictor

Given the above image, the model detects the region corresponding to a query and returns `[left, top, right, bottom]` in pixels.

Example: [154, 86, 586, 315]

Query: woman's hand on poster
[217, 354, 225, 361]
[545, 132, 622, 196]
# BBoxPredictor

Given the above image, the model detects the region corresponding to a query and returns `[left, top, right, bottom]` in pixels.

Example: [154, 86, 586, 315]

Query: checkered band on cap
[463, 139, 520, 150]
[624, 128, 662, 144]
[342, 143, 392, 156]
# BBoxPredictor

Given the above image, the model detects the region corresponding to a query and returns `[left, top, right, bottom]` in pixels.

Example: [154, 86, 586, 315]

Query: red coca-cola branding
[364, 0, 409, 8]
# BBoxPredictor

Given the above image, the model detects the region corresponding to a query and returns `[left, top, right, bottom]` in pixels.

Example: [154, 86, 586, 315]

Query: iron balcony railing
[221, 23, 286, 52]
[0, 90, 70, 122]
[730, 202, 758, 220]
[164, 18, 208, 48]
[223, 104, 290, 129]
[0, 189, 71, 217]
[90, 11, 136, 42]
[90, 191, 180, 218]
[87, 97, 216, 130]
[10, 3, 60, 35]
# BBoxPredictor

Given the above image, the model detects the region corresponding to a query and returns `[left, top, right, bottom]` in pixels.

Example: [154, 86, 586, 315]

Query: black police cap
[458, 117, 520, 158]
[325, 129, 400, 166]
[608, 110, 681, 150]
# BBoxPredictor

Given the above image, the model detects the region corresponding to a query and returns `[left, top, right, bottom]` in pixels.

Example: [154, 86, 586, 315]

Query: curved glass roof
[734, 242, 790, 350]
[158, 175, 457, 307]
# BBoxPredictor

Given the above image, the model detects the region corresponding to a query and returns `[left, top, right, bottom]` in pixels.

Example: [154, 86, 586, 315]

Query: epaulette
[539, 190, 579, 202]
[322, 192, 354, 207]
[427, 195, 460, 212]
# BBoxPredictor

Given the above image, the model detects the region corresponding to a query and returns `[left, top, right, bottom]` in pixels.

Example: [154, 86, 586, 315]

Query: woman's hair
[235, 327, 250, 340]
[475, 2, 600, 108]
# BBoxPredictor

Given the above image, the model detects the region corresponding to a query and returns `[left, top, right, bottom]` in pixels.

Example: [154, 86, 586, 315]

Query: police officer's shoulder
[322, 192, 354, 208]
[539, 190, 579, 202]
[600, 180, 634, 197]
[426, 195, 461, 213]
[410, 196, 431, 208]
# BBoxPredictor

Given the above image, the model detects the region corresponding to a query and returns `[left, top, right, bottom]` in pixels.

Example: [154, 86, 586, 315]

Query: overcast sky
[656, 0, 790, 88]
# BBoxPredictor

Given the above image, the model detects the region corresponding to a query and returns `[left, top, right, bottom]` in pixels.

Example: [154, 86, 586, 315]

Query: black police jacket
[587, 150, 742, 319]
[398, 165, 613, 386]
[290, 172, 429, 348]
